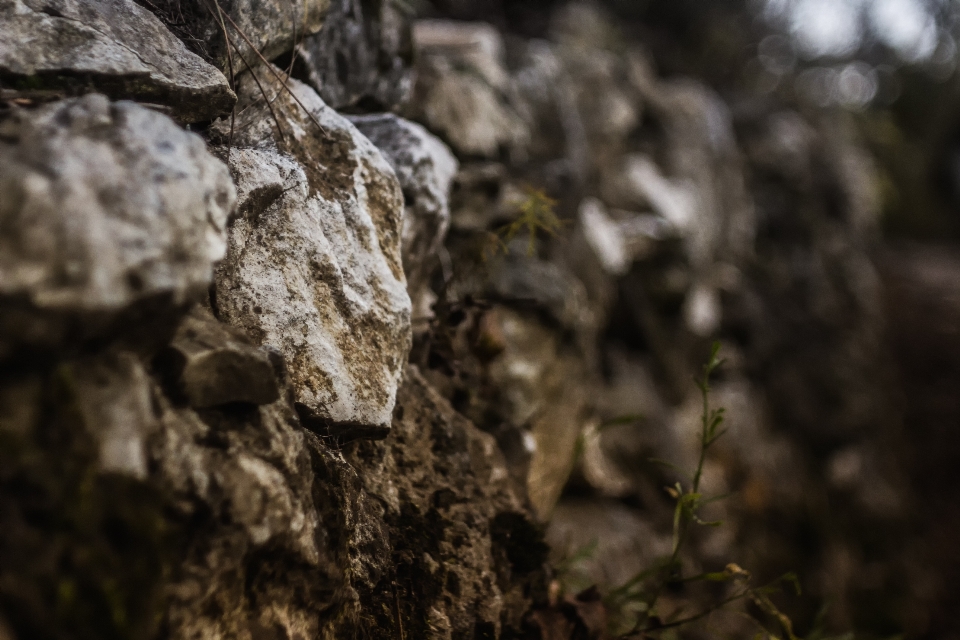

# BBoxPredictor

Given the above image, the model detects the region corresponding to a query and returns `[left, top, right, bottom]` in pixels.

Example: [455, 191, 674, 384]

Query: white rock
[683, 281, 721, 337]
[622, 154, 697, 231]
[212, 69, 411, 436]
[0, 95, 235, 357]
[578, 197, 629, 275]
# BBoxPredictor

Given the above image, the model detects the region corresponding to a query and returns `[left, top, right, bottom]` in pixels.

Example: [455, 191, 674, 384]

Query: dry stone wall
[0, 0, 916, 638]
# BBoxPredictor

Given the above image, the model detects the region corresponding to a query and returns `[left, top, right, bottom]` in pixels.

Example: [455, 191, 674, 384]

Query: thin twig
[394, 585, 406, 640]
[207, 0, 236, 146]
[233, 44, 287, 144]
[624, 589, 752, 637]
[285, 0, 299, 79]
[212, 1, 328, 137]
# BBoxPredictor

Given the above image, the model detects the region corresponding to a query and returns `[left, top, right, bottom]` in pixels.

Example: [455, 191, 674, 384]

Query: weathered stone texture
[0, 0, 235, 122]
[345, 366, 544, 639]
[0, 94, 235, 359]
[350, 113, 459, 322]
[296, 0, 412, 112]
[134, 0, 329, 74]
[211, 68, 411, 437]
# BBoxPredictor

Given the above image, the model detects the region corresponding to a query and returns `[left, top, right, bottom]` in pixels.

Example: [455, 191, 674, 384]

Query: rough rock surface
[350, 113, 458, 322]
[0, 94, 235, 360]
[211, 68, 411, 437]
[295, 0, 412, 112]
[0, 340, 544, 639]
[0, 0, 235, 122]
[136, 0, 328, 73]
[162, 306, 280, 408]
[0, 0, 935, 637]
[344, 366, 544, 639]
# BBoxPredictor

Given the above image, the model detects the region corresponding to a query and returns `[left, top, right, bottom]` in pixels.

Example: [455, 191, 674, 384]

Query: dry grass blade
[206, 0, 236, 145]
[286, 0, 299, 78]
[232, 44, 287, 144]
[210, 0, 328, 138]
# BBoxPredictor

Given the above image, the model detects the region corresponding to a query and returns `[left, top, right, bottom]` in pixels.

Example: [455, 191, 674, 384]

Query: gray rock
[408, 20, 529, 159]
[224, 147, 294, 222]
[147, 373, 336, 638]
[296, 0, 412, 111]
[164, 306, 280, 408]
[136, 0, 328, 74]
[349, 113, 458, 322]
[212, 68, 411, 437]
[0, 0, 235, 122]
[68, 351, 158, 479]
[509, 39, 590, 181]
[483, 308, 589, 519]
[0, 95, 236, 359]
[578, 197, 630, 275]
[488, 248, 592, 332]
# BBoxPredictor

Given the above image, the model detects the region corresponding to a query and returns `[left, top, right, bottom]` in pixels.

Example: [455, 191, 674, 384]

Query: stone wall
[0, 0, 923, 638]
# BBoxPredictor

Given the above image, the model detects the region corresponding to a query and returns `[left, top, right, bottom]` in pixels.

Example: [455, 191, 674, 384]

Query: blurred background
[399, 0, 960, 637]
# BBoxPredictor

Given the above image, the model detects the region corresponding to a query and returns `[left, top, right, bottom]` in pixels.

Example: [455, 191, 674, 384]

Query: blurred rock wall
[0, 0, 926, 638]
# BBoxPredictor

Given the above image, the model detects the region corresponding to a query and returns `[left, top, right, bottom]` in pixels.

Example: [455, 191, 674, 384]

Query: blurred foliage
[549, 345, 806, 640]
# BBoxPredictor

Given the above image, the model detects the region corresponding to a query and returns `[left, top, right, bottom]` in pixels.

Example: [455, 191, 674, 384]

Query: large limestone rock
[137, 0, 328, 74]
[0, 0, 235, 122]
[350, 113, 458, 322]
[0, 94, 235, 360]
[212, 68, 411, 438]
[296, 0, 412, 112]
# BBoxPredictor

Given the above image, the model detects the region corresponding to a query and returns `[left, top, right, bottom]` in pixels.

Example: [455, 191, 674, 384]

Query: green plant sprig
[599, 343, 801, 640]
[483, 186, 566, 260]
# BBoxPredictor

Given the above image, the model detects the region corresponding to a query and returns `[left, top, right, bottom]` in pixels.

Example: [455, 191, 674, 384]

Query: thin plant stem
[211, 1, 328, 137]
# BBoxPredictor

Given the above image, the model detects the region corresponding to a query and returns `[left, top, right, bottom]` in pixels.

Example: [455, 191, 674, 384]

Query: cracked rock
[211, 68, 411, 438]
[0, 94, 236, 359]
[0, 0, 235, 122]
